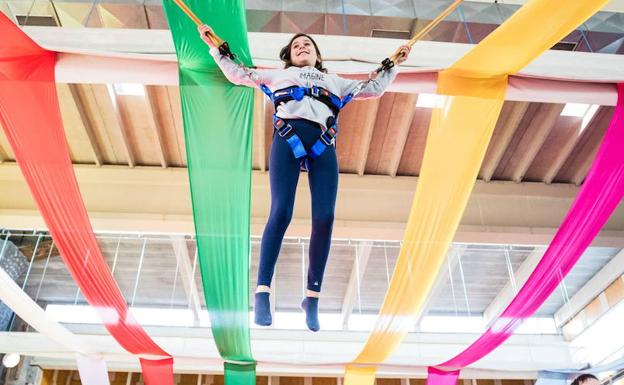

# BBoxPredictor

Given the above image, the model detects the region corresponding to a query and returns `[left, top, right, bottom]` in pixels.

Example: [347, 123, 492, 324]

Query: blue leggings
[257, 119, 338, 292]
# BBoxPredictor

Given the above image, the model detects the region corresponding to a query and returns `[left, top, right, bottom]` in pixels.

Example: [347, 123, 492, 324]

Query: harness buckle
[380, 57, 395, 72]
[320, 127, 337, 146]
[291, 87, 305, 101]
[274, 119, 293, 137]
[218, 42, 236, 61]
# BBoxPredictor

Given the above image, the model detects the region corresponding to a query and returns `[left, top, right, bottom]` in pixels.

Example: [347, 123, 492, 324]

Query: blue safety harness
[260, 84, 355, 171]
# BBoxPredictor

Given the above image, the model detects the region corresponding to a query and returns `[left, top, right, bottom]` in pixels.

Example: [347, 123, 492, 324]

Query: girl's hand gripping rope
[198, 24, 236, 60]
[370, 43, 411, 80]
[198, 24, 218, 48]
[393, 44, 411, 65]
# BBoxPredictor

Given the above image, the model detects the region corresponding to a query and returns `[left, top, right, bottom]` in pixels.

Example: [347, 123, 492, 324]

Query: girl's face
[290, 36, 318, 68]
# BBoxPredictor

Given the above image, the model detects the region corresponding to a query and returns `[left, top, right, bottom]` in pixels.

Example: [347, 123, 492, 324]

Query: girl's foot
[301, 297, 320, 332]
[254, 292, 272, 326]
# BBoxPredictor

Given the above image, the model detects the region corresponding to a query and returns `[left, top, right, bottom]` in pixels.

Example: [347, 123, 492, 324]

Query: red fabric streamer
[0, 14, 174, 384]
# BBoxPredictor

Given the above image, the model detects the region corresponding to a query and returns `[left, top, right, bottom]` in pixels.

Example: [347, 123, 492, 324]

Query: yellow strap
[169, 0, 223, 46]
[344, 1, 608, 384]
[389, 0, 463, 63]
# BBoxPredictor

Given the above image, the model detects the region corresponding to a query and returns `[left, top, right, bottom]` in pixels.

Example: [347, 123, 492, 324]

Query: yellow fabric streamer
[438, 0, 610, 99]
[345, 94, 504, 385]
[344, 1, 608, 385]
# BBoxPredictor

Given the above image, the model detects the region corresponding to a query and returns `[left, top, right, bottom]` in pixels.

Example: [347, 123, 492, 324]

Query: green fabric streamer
[161, 1, 256, 383]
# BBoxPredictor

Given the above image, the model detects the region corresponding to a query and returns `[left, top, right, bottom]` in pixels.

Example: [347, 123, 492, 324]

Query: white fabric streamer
[0, 267, 110, 385]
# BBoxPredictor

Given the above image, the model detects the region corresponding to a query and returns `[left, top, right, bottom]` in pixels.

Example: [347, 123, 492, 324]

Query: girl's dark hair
[279, 33, 327, 73]
[571, 374, 599, 385]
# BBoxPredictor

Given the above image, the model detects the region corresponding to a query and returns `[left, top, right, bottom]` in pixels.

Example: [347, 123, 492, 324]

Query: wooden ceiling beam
[542, 119, 584, 184]
[479, 101, 529, 182]
[0, 142, 9, 164]
[385, 94, 417, 177]
[106, 85, 136, 167]
[570, 107, 613, 185]
[509, 103, 564, 183]
[67, 84, 103, 167]
[144, 85, 168, 168]
[355, 99, 381, 176]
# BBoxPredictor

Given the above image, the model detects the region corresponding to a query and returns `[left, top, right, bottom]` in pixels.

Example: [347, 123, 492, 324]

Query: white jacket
[209, 47, 398, 129]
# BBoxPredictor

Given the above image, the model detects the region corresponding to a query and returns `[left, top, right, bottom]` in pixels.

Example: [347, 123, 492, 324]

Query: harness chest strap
[260, 84, 352, 163]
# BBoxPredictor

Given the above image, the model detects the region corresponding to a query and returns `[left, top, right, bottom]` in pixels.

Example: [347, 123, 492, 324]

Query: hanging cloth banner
[161, 0, 256, 383]
[343, 2, 610, 385]
[76, 357, 111, 385]
[0, 267, 95, 357]
[0, 14, 174, 385]
[343, 83, 505, 385]
[437, 1, 611, 98]
[0, 266, 111, 385]
[76, 356, 110, 385]
[427, 83, 624, 385]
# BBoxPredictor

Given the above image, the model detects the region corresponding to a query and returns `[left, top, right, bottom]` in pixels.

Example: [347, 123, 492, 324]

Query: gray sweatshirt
[209, 47, 398, 129]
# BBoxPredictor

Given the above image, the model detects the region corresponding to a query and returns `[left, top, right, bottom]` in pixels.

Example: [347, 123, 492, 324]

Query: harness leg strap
[309, 124, 337, 159]
[274, 118, 307, 159]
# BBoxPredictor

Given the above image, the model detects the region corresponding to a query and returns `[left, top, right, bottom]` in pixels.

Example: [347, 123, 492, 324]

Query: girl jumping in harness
[199, 26, 410, 331]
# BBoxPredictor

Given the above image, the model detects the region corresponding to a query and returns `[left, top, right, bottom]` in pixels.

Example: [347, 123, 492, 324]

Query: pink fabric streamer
[428, 368, 460, 385]
[427, 83, 624, 384]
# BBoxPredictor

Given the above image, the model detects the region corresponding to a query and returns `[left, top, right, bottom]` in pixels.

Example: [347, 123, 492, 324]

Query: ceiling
[1, 0, 623, 53]
[0, 85, 616, 186]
